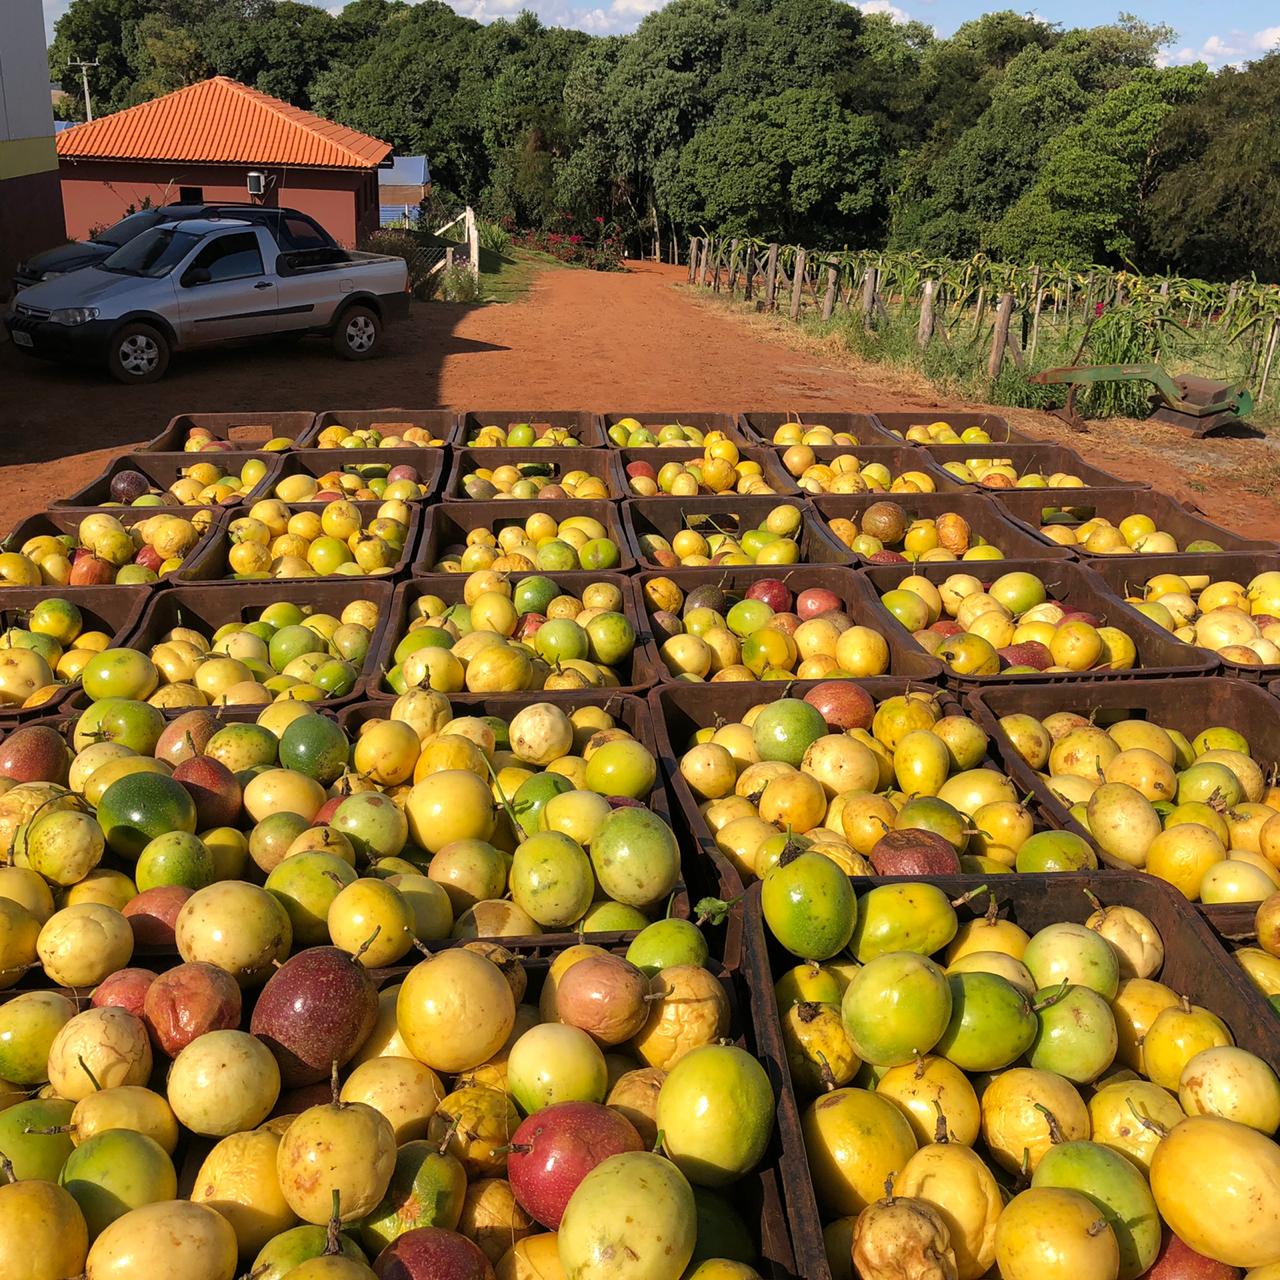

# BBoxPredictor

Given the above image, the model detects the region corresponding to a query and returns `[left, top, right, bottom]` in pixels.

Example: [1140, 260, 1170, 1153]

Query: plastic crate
[621, 496, 851, 570]
[873, 409, 1034, 444]
[743, 870, 1280, 1280]
[968, 676, 1280, 932]
[265, 449, 445, 504]
[1084, 550, 1280, 685]
[600, 411, 752, 448]
[0, 585, 150, 721]
[921, 441, 1144, 490]
[2, 505, 227, 583]
[50, 452, 282, 511]
[456, 410, 605, 448]
[634, 565, 941, 684]
[617, 446, 800, 499]
[990, 488, 1274, 557]
[861, 556, 1217, 689]
[301, 409, 456, 447]
[366, 573, 662, 699]
[139, 411, 316, 452]
[814, 489, 1074, 563]
[444, 448, 626, 502]
[59, 579, 397, 716]
[775, 444, 967, 496]
[415, 500, 635, 574]
[336, 694, 692, 948]
[737, 411, 895, 446]
[176, 500, 420, 584]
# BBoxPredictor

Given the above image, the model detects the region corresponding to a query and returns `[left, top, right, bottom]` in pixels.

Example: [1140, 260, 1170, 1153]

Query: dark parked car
[12, 205, 336, 290]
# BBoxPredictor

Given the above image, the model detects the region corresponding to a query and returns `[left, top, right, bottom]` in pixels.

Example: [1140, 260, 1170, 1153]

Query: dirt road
[2, 259, 1277, 538]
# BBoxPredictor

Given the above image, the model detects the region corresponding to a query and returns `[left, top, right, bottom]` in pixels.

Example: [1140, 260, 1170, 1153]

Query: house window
[179, 186, 204, 204]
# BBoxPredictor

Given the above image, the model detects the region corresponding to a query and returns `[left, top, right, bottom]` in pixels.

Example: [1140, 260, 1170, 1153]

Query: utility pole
[68, 59, 98, 121]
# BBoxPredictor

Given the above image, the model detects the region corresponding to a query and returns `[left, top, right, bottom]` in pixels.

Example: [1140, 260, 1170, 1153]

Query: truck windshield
[95, 210, 166, 247]
[102, 227, 203, 277]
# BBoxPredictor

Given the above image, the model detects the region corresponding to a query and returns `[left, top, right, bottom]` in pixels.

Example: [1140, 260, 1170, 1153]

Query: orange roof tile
[56, 76, 391, 170]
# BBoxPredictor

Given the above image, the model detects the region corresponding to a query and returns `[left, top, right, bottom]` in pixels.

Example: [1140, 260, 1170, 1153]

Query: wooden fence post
[744, 248, 754, 301]
[789, 248, 807, 321]
[764, 244, 779, 310]
[727, 239, 740, 295]
[1259, 320, 1280, 404]
[988, 293, 1014, 379]
[821, 265, 838, 322]
[687, 238, 699, 283]
[916, 280, 936, 348]
[861, 268, 877, 328]
[700, 238, 713, 287]
[712, 243, 723, 292]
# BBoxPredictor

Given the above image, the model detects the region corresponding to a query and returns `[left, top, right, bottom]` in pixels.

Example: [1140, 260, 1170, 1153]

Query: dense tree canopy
[47, 0, 1280, 280]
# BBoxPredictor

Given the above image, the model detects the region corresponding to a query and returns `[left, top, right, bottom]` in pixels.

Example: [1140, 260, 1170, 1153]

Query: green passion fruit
[761, 850, 856, 960]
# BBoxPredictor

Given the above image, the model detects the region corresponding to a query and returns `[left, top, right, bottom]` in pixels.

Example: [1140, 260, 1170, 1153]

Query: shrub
[439, 264, 482, 303]
[360, 230, 440, 300]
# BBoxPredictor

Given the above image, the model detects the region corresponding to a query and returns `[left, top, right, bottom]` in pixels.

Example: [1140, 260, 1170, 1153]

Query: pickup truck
[5, 218, 410, 383]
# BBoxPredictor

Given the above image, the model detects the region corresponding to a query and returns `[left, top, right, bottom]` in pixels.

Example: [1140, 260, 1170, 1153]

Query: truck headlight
[48, 307, 99, 326]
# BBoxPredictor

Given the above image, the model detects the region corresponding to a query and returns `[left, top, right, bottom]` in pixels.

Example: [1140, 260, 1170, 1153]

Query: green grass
[478, 247, 563, 304]
[776, 299, 1280, 430]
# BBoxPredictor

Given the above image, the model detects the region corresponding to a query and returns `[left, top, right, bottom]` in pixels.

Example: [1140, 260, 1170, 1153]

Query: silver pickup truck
[5, 218, 410, 383]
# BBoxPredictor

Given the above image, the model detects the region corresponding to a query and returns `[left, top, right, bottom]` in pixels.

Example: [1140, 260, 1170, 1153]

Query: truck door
[176, 230, 279, 343]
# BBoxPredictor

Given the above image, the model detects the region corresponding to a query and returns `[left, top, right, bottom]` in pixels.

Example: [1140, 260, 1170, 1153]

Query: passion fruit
[840, 952, 951, 1067]
[277, 1101, 396, 1224]
[557, 1151, 697, 1280]
[994, 1187, 1119, 1280]
[657, 1043, 774, 1187]
[802, 1087, 918, 1216]
[397, 949, 516, 1073]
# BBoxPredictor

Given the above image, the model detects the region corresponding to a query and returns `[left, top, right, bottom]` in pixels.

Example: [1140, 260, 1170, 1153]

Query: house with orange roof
[56, 76, 393, 247]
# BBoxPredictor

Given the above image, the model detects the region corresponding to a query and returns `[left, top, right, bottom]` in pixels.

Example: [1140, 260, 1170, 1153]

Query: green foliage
[438, 264, 482, 302]
[45, 0, 1280, 280]
[360, 229, 440, 299]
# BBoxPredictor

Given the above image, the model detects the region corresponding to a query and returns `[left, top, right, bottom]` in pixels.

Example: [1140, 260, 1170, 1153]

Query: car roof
[160, 217, 254, 235]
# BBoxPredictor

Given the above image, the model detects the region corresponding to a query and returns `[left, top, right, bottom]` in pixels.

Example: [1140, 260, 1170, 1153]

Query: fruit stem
[951, 885, 990, 909]
[652, 1128, 665, 1154]
[77, 1055, 102, 1093]
[481, 754, 522, 839]
[882, 1173, 896, 1205]
[816, 1050, 836, 1091]
[21, 1124, 71, 1135]
[325, 1191, 342, 1254]
[1033, 1103, 1065, 1145]
[330, 1060, 341, 1106]
[983, 894, 999, 926]
[1033, 980, 1071, 1013]
[933, 1102, 950, 1144]
[436, 1114, 461, 1155]
[1083, 889, 1104, 913]
[1125, 1098, 1170, 1138]
[353, 926, 383, 964]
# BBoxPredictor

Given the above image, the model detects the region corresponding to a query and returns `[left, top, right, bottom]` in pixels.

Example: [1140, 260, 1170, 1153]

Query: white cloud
[850, 0, 911, 21]
[1158, 26, 1280, 68]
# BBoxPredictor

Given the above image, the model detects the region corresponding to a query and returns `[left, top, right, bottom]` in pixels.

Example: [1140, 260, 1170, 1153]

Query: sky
[40, 0, 1280, 63]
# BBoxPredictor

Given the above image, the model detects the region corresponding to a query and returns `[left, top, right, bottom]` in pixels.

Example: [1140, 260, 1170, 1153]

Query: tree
[1142, 52, 1280, 281]
[672, 89, 884, 243]
[992, 66, 1207, 263]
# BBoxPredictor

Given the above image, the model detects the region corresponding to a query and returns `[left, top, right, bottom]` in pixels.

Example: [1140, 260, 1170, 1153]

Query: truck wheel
[107, 323, 170, 384]
[333, 306, 381, 360]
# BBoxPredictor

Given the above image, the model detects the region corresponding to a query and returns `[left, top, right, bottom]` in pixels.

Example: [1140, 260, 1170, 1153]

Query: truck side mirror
[182, 267, 212, 287]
